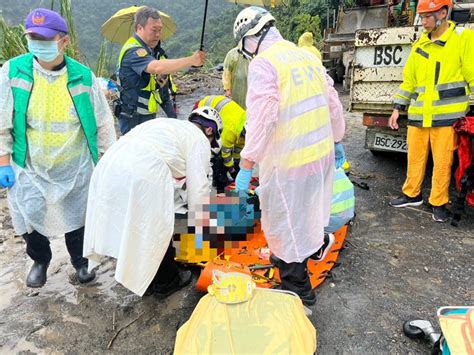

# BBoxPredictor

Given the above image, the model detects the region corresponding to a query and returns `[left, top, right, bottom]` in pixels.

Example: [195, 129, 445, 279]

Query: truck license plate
[373, 133, 407, 152]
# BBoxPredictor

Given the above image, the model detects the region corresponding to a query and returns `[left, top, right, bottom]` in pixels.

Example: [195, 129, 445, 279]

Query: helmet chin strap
[241, 26, 272, 60]
[433, 13, 442, 31]
[431, 8, 450, 33]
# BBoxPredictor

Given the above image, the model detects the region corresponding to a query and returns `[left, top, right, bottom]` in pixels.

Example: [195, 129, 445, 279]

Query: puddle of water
[0, 234, 128, 313]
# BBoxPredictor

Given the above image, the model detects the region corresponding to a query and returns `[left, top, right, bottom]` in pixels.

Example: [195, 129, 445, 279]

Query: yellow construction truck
[349, 1, 474, 154]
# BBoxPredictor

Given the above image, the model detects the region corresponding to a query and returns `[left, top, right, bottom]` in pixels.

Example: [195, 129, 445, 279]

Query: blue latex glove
[235, 167, 253, 191]
[334, 143, 346, 169]
[0, 165, 15, 188]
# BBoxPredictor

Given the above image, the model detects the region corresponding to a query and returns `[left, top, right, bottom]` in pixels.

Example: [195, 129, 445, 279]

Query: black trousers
[160, 98, 177, 119]
[211, 155, 231, 193]
[272, 256, 313, 298]
[22, 227, 88, 269]
[150, 241, 180, 286]
[118, 112, 155, 135]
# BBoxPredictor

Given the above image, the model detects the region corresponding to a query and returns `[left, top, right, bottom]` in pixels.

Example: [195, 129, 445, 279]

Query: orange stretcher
[173, 178, 350, 292]
[174, 219, 350, 292]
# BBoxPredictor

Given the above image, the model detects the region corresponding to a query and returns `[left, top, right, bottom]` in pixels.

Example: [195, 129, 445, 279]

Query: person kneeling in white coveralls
[83, 107, 222, 298]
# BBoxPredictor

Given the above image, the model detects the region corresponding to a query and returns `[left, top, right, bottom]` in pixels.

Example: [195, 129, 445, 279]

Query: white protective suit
[242, 28, 345, 263]
[83, 119, 211, 296]
[0, 60, 116, 237]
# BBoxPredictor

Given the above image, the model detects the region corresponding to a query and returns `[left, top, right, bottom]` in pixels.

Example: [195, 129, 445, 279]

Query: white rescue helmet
[189, 106, 223, 147]
[233, 6, 275, 54]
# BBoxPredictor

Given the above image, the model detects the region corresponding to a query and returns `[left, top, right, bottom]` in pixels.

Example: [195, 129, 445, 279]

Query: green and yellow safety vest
[8, 53, 98, 167]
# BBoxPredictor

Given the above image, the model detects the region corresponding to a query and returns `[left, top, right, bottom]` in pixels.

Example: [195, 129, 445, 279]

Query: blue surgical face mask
[27, 39, 61, 62]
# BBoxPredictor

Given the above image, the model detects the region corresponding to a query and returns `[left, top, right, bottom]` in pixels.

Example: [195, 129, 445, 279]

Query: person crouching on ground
[83, 108, 222, 298]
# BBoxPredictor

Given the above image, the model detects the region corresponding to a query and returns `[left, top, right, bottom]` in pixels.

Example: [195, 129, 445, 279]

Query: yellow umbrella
[225, 0, 285, 7]
[101, 6, 176, 45]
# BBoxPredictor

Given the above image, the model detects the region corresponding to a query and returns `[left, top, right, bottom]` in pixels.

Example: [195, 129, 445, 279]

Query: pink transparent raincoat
[241, 28, 345, 263]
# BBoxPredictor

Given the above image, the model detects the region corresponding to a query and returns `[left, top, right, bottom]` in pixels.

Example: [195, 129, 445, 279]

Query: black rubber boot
[270, 255, 316, 306]
[75, 266, 96, 284]
[153, 270, 193, 299]
[26, 262, 49, 288]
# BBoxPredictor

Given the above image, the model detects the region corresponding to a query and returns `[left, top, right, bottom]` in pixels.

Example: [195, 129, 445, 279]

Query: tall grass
[0, 0, 84, 65]
[52, 0, 83, 62]
[95, 39, 112, 77]
[0, 18, 27, 65]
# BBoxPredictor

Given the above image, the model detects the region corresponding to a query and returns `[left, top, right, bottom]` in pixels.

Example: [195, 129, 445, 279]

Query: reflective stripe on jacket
[198, 95, 246, 168]
[331, 168, 355, 219]
[118, 37, 176, 115]
[253, 40, 334, 263]
[258, 42, 333, 174]
[8, 53, 98, 167]
[394, 22, 474, 127]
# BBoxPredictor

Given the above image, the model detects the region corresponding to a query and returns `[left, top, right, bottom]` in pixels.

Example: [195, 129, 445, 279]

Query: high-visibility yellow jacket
[394, 22, 474, 128]
[118, 37, 177, 115]
[198, 95, 246, 168]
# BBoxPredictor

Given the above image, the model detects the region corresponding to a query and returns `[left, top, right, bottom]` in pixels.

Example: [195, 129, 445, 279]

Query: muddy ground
[0, 76, 472, 354]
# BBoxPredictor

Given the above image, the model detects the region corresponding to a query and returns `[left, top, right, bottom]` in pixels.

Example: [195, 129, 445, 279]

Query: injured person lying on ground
[82, 107, 222, 297]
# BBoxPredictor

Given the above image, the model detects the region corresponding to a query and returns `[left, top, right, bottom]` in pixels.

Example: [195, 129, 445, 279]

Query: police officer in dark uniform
[117, 7, 207, 135]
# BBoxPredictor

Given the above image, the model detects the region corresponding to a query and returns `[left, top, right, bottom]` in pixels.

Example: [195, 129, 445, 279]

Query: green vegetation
[1, 0, 353, 74]
[0, 18, 27, 65]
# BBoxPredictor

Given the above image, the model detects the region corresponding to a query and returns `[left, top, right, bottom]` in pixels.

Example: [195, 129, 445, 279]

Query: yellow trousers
[402, 126, 457, 206]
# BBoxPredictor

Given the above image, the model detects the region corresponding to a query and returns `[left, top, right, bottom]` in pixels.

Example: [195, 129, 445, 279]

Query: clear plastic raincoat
[223, 47, 250, 109]
[83, 119, 211, 296]
[0, 60, 116, 237]
[298, 32, 322, 61]
[242, 28, 345, 263]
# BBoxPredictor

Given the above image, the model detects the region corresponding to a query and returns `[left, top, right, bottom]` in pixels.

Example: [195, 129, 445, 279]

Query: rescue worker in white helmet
[194, 95, 246, 192]
[389, 0, 474, 222]
[83, 108, 222, 298]
[232, 6, 346, 306]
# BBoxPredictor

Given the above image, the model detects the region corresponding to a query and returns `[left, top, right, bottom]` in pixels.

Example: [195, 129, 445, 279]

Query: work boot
[76, 266, 96, 284]
[269, 254, 282, 267]
[299, 290, 317, 307]
[26, 262, 49, 288]
[389, 193, 423, 208]
[271, 256, 316, 307]
[432, 204, 449, 223]
[154, 270, 193, 299]
[309, 233, 335, 261]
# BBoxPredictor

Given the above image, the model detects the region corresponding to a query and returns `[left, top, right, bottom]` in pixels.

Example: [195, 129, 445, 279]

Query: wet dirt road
[0, 80, 472, 354]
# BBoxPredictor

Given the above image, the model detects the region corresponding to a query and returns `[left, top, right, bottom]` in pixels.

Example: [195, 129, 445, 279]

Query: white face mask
[242, 35, 259, 59]
[27, 38, 61, 62]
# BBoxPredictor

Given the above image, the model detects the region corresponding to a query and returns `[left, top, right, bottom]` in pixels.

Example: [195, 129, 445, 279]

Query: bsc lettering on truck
[373, 45, 403, 66]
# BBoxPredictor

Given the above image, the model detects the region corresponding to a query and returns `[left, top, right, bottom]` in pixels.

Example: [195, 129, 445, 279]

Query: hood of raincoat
[298, 32, 314, 47]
